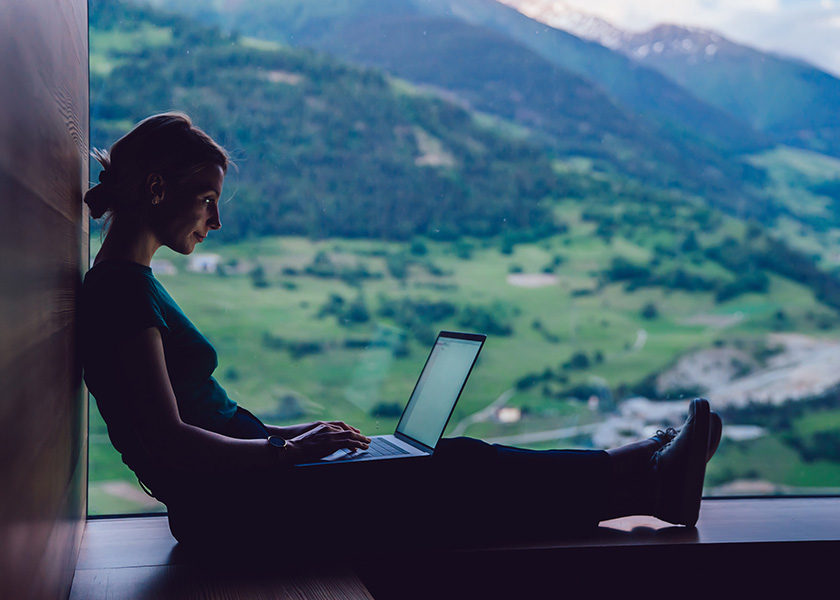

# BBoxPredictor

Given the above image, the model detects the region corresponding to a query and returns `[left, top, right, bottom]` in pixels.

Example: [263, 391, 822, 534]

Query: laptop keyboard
[334, 436, 411, 461]
[364, 437, 410, 457]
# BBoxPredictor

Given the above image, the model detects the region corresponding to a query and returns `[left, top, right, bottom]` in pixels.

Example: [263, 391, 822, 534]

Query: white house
[187, 253, 222, 273]
[150, 259, 178, 276]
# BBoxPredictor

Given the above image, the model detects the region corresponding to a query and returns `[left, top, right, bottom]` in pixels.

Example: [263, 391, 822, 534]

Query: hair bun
[84, 183, 111, 219]
[98, 170, 114, 185]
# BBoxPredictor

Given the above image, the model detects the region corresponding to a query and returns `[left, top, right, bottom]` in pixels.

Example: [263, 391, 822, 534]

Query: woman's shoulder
[86, 258, 153, 279]
[81, 260, 172, 337]
[84, 260, 158, 294]
[83, 260, 167, 314]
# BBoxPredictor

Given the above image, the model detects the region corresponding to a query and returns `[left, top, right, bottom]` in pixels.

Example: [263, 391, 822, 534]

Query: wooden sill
[71, 498, 840, 599]
[70, 517, 374, 599]
[495, 496, 840, 549]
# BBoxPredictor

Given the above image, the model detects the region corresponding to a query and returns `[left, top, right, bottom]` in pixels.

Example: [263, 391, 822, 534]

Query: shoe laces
[653, 427, 679, 448]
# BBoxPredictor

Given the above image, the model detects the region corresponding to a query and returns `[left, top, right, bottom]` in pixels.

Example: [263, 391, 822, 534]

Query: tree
[251, 264, 270, 288]
[345, 295, 371, 324]
[410, 239, 428, 256]
[564, 352, 590, 370]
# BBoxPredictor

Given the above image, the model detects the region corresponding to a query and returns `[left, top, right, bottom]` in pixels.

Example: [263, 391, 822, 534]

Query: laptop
[297, 331, 486, 466]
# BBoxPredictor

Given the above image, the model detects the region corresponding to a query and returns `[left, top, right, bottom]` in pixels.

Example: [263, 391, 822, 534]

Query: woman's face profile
[152, 163, 225, 255]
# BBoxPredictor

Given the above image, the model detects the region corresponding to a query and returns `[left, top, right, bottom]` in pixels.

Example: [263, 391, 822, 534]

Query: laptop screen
[395, 332, 485, 449]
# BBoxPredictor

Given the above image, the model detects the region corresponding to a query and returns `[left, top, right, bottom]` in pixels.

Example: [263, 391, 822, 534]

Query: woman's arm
[117, 327, 369, 470]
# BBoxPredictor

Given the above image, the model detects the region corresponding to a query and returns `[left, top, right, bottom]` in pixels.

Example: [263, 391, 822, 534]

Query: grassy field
[88, 204, 840, 513]
[90, 23, 173, 77]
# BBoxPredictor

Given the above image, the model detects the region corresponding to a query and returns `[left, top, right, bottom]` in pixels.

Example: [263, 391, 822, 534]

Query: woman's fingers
[330, 429, 370, 446]
[287, 427, 373, 463]
[327, 420, 362, 433]
[311, 427, 369, 449]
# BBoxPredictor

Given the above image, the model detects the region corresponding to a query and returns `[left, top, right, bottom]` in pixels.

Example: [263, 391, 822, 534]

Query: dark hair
[84, 112, 229, 221]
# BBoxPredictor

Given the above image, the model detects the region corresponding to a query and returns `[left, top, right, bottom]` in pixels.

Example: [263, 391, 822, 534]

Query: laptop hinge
[394, 431, 435, 455]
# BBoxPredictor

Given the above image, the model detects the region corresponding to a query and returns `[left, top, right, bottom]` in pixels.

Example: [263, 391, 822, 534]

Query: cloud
[724, 6, 840, 74]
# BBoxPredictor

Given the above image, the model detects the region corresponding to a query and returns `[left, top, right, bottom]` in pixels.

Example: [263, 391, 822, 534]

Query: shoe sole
[708, 412, 722, 463]
[678, 398, 710, 526]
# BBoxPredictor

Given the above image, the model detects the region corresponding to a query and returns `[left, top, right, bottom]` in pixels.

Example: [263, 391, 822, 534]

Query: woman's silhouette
[81, 113, 721, 549]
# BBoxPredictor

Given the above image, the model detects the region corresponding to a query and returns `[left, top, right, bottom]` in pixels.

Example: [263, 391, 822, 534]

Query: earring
[151, 197, 162, 205]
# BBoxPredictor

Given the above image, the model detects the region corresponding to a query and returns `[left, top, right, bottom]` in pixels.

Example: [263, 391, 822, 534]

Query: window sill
[74, 497, 840, 598]
[493, 495, 840, 550]
[365, 497, 840, 597]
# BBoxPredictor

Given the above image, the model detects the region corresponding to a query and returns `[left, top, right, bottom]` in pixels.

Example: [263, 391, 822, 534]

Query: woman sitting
[81, 113, 722, 549]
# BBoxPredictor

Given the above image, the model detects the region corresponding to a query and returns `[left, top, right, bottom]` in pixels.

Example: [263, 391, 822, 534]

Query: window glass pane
[88, 0, 840, 515]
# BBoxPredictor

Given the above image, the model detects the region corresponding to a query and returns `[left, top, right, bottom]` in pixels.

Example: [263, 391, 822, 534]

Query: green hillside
[150, 0, 768, 153]
[91, 0, 570, 241]
[90, 0, 840, 323]
[412, 0, 769, 152]
[142, 0, 772, 210]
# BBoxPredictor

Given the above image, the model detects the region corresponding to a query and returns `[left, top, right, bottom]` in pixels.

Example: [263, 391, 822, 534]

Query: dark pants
[160, 409, 613, 550]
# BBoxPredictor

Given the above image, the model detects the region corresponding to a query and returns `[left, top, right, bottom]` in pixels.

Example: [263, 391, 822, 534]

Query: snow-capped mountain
[497, 0, 840, 155]
[495, 0, 626, 48]
[497, 0, 767, 64]
[615, 24, 764, 66]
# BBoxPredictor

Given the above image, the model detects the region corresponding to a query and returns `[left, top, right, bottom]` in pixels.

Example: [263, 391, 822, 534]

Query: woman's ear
[147, 173, 166, 205]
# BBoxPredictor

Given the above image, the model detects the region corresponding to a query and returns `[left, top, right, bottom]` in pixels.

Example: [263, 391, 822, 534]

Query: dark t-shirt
[81, 260, 237, 479]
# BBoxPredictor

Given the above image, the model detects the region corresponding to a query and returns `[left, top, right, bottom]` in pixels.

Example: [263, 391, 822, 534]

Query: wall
[0, 0, 89, 598]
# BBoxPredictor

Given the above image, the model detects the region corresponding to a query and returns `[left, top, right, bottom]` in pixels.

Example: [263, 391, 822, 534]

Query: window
[88, 0, 840, 515]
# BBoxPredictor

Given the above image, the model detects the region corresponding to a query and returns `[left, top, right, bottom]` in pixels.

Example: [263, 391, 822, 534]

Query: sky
[560, 0, 840, 76]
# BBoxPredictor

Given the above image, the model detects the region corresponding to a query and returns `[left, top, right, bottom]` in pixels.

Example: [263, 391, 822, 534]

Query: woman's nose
[208, 204, 221, 230]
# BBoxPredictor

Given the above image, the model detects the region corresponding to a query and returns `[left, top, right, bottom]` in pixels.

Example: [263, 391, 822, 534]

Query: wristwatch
[267, 435, 288, 464]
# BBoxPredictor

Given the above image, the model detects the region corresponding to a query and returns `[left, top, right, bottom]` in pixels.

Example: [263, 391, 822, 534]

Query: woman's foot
[653, 411, 723, 464]
[649, 398, 712, 527]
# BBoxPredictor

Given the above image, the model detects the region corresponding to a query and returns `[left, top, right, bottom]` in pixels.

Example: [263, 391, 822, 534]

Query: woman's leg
[602, 398, 721, 525]
[164, 437, 611, 548]
[166, 401, 721, 548]
[603, 437, 663, 519]
[440, 438, 614, 540]
[261, 437, 614, 546]
[431, 399, 722, 534]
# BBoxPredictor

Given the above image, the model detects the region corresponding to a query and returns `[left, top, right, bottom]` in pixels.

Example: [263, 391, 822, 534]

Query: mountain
[507, 2, 623, 49]
[495, 0, 629, 51]
[611, 25, 840, 157]
[500, 0, 840, 158]
[90, 0, 570, 242]
[407, 0, 768, 152]
[143, 0, 772, 210]
[89, 1, 840, 325]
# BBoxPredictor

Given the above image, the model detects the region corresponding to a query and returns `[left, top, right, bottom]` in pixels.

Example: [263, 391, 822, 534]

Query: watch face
[268, 436, 286, 449]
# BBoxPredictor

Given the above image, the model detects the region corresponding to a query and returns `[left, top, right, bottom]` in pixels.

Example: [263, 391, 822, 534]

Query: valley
[88, 215, 840, 512]
[86, 0, 840, 513]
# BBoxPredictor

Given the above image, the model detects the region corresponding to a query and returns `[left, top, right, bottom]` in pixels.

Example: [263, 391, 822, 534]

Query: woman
[81, 113, 721, 549]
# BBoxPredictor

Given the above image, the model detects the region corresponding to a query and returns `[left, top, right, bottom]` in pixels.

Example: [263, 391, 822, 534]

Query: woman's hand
[269, 420, 362, 441]
[284, 422, 371, 464]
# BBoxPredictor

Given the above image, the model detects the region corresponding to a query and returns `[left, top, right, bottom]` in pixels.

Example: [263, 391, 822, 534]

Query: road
[450, 388, 516, 436]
